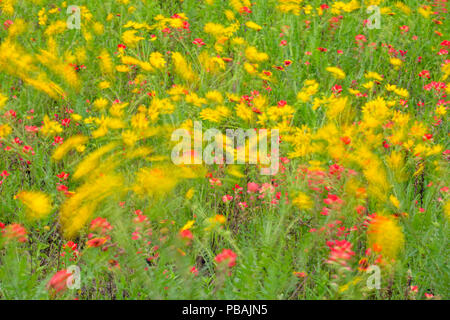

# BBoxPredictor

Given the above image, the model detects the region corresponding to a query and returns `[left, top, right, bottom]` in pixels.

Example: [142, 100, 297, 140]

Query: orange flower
[86, 237, 107, 248]
[293, 271, 307, 278]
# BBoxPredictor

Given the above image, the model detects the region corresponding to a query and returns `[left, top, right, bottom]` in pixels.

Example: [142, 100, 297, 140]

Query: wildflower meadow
[0, 0, 448, 302]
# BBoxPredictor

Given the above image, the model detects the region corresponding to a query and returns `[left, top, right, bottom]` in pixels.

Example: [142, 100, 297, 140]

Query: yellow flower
[362, 81, 374, 90]
[93, 97, 109, 110]
[60, 173, 123, 238]
[389, 57, 403, 69]
[98, 49, 114, 75]
[326, 66, 346, 79]
[245, 21, 262, 31]
[385, 84, 397, 91]
[389, 195, 400, 209]
[224, 166, 243, 179]
[172, 52, 197, 82]
[132, 167, 179, 198]
[0, 93, 8, 109]
[200, 106, 231, 123]
[418, 5, 432, 18]
[204, 22, 237, 39]
[205, 90, 224, 103]
[231, 37, 246, 46]
[365, 71, 383, 81]
[116, 64, 131, 73]
[244, 62, 258, 74]
[292, 192, 314, 210]
[0, 123, 12, 137]
[444, 200, 450, 220]
[235, 103, 253, 121]
[435, 105, 447, 116]
[7, 18, 27, 38]
[44, 20, 66, 37]
[185, 188, 195, 200]
[394, 87, 409, 98]
[38, 8, 48, 26]
[121, 55, 141, 66]
[368, 215, 404, 261]
[245, 46, 269, 63]
[395, 2, 412, 15]
[181, 220, 195, 231]
[149, 52, 166, 69]
[52, 135, 88, 161]
[40, 115, 63, 137]
[362, 160, 390, 202]
[92, 22, 104, 35]
[122, 30, 144, 47]
[73, 142, 117, 180]
[16, 191, 52, 219]
[98, 81, 111, 90]
[205, 214, 226, 230]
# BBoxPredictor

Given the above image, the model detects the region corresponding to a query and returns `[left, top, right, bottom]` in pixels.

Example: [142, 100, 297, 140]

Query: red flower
[324, 194, 343, 205]
[277, 100, 287, 107]
[22, 145, 33, 153]
[190, 266, 199, 276]
[192, 38, 205, 46]
[222, 194, 233, 203]
[332, 84, 342, 94]
[240, 6, 252, 14]
[326, 240, 355, 269]
[215, 249, 237, 268]
[399, 25, 409, 34]
[47, 269, 72, 294]
[1, 223, 27, 243]
[418, 70, 430, 79]
[63, 241, 78, 251]
[56, 172, 69, 180]
[56, 184, 68, 192]
[247, 182, 260, 193]
[3, 20, 13, 30]
[355, 205, 366, 215]
[89, 217, 113, 234]
[25, 125, 39, 133]
[340, 136, 351, 145]
[61, 118, 71, 127]
[180, 229, 193, 240]
[355, 34, 367, 43]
